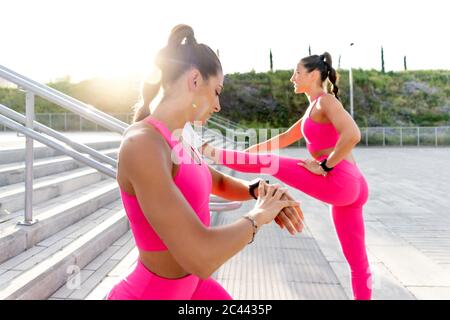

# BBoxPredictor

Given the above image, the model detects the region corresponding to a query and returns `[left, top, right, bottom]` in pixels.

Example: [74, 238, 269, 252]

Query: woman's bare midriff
[139, 250, 191, 279]
[306, 104, 357, 166]
[118, 176, 191, 279]
[309, 147, 356, 165]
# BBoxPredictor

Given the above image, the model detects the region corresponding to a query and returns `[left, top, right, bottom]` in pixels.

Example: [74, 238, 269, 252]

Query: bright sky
[1, 0, 449, 83]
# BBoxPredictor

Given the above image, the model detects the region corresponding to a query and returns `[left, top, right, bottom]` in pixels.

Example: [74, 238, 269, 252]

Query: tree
[269, 49, 273, 72]
[338, 55, 341, 69]
[308, 45, 311, 56]
[404, 55, 407, 71]
[381, 46, 385, 73]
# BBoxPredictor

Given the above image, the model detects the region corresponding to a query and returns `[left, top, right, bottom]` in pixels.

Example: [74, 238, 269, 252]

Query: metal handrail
[0, 65, 243, 225]
[207, 120, 450, 148]
[207, 118, 249, 137]
[0, 65, 127, 133]
[0, 114, 116, 177]
[0, 64, 128, 129]
[0, 104, 117, 167]
[211, 114, 242, 129]
[210, 116, 241, 130]
[359, 126, 450, 147]
[0, 109, 243, 222]
[203, 126, 239, 146]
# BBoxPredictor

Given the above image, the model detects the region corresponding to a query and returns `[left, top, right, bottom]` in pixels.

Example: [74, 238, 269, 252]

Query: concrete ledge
[0, 148, 117, 187]
[0, 168, 106, 213]
[0, 210, 129, 300]
[0, 181, 119, 264]
[0, 140, 121, 165]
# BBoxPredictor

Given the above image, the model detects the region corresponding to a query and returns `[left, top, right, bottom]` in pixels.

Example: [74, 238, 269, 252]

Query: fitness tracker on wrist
[248, 178, 270, 199]
[319, 159, 334, 172]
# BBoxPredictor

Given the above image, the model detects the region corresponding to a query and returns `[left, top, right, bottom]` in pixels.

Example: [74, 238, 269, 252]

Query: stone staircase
[0, 129, 237, 300]
[0, 138, 131, 299]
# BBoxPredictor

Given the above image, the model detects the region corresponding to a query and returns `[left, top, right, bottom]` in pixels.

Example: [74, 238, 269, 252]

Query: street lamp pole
[349, 43, 354, 119]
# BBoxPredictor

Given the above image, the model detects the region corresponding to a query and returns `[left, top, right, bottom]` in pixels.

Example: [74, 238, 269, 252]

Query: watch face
[249, 179, 261, 199]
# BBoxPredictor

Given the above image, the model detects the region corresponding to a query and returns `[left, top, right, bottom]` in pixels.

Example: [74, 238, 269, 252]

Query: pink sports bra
[119, 117, 212, 251]
[301, 93, 339, 153]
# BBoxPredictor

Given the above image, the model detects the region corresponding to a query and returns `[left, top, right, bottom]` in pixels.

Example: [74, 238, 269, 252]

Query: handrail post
[417, 127, 420, 146]
[18, 91, 38, 226]
[400, 127, 403, 147]
[365, 127, 368, 146]
[435, 127, 438, 147]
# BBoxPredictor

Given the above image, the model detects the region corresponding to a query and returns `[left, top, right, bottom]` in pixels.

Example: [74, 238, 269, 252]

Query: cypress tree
[270, 49, 273, 72]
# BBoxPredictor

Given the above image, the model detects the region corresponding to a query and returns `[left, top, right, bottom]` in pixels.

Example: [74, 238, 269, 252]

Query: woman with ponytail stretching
[106, 24, 303, 300]
[202, 53, 372, 300]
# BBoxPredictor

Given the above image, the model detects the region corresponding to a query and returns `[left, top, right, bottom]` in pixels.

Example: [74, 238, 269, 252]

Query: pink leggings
[106, 259, 232, 300]
[217, 149, 372, 300]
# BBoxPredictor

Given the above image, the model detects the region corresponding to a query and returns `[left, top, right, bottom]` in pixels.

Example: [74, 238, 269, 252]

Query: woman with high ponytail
[107, 24, 303, 300]
[201, 52, 372, 300]
[132, 81, 161, 123]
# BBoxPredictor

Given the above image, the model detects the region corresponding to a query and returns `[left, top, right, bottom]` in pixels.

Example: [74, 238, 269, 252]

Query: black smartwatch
[319, 159, 334, 172]
[248, 178, 270, 200]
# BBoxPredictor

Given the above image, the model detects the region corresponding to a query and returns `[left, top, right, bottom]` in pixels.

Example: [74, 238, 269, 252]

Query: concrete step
[49, 230, 138, 300]
[0, 167, 109, 214]
[0, 179, 120, 264]
[0, 148, 118, 187]
[0, 140, 121, 165]
[0, 205, 129, 300]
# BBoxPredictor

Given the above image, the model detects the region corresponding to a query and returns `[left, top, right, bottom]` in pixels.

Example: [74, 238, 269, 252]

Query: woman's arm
[245, 117, 304, 153]
[320, 95, 361, 168]
[208, 165, 304, 233]
[120, 131, 299, 280]
[208, 165, 254, 201]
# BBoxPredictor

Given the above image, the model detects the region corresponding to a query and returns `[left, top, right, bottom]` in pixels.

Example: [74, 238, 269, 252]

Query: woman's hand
[298, 159, 327, 176]
[254, 182, 304, 235]
[249, 181, 300, 229]
[274, 191, 304, 234]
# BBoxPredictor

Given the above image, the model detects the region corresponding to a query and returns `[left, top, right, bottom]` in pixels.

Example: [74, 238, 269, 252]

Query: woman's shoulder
[119, 122, 171, 165]
[317, 93, 342, 111]
[318, 92, 338, 103]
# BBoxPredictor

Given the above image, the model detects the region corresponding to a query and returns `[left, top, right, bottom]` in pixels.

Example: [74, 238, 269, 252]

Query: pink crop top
[301, 93, 340, 153]
[119, 117, 212, 251]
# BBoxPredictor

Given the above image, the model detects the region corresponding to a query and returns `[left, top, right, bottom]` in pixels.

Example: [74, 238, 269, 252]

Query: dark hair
[133, 24, 223, 122]
[300, 52, 339, 100]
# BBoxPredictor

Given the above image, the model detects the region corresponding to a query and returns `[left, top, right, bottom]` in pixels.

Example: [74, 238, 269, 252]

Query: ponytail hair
[132, 81, 161, 123]
[300, 52, 340, 100]
[133, 24, 222, 123]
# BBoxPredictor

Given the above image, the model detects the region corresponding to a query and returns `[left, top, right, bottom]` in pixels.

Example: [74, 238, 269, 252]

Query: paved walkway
[214, 147, 450, 299]
[43, 147, 450, 300]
